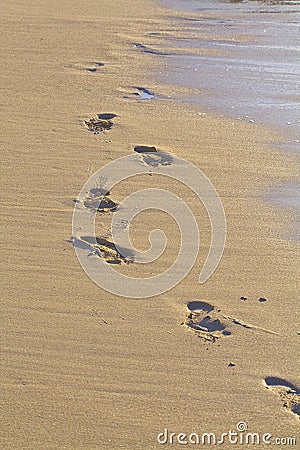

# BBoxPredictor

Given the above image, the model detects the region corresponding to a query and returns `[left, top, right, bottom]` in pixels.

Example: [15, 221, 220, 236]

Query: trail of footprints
[76, 123, 175, 263]
[80, 109, 174, 265]
[74, 59, 299, 422]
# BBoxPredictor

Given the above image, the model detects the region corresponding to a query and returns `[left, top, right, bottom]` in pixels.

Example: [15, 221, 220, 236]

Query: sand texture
[1, 0, 299, 448]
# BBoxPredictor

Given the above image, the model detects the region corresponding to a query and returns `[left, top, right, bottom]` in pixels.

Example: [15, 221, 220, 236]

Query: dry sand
[1, 0, 299, 448]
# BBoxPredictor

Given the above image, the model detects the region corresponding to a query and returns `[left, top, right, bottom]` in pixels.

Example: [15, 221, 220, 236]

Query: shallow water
[152, 0, 300, 234]
[161, 0, 300, 142]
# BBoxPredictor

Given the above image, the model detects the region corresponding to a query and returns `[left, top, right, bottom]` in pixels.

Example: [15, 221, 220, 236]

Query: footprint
[264, 377, 300, 419]
[73, 236, 134, 264]
[133, 146, 174, 168]
[84, 114, 117, 134]
[83, 188, 118, 214]
[122, 86, 155, 100]
[85, 62, 104, 73]
[134, 43, 169, 56]
[183, 300, 278, 343]
[66, 61, 104, 74]
[84, 196, 118, 214]
[94, 237, 134, 264]
[184, 301, 231, 343]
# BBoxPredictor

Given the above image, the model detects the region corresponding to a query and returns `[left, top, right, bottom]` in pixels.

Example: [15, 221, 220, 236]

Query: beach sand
[1, 0, 299, 448]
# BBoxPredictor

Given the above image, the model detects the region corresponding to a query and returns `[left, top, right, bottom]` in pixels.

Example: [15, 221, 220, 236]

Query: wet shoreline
[152, 0, 300, 235]
[159, 0, 300, 138]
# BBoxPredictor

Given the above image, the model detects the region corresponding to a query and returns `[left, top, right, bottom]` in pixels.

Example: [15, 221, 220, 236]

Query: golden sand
[1, 0, 299, 448]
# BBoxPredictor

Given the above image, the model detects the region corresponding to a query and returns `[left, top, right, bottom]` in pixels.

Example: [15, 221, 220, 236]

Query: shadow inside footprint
[200, 316, 226, 332]
[187, 301, 214, 314]
[264, 376, 300, 418]
[97, 113, 117, 120]
[265, 377, 300, 394]
[292, 403, 300, 416]
[134, 146, 157, 153]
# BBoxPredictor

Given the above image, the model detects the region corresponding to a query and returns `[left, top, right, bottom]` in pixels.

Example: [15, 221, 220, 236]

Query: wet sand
[1, 0, 299, 448]
[162, 0, 300, 155]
